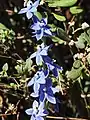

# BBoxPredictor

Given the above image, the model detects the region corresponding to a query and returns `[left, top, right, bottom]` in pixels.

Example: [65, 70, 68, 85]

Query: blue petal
[46, 78, 52, 87]
[40, 91, 45, 102]
[27, 1, 33, 7]
[40, 49, 48, 56]
[40, 46, 49, 56]
[31, 115, 35, 120]
[30, 7, 37, 12]
[33, 100, 38, 108]
[36, 55, 42, 65]
[38, 110, 48, 117]
[30, 52, 37, 59]
[36, 29, 44, 40]
[40, 84, 45, 90]
[26, 11, 33, 19]
[34, 83, 40, 93]
[47, 63, 55, 70]
[25, 108, 33, 115]
[33, 0, 40, 8]
[44, 70, 49, 77]
[31, 23, 40, 30]
[37, 71, 46, 84]
[46, 95, 56, 104]
[44, 29, 52, 36]
[18, 8, 28, 14]
[51, 87, 59, 94]
[38, 76, 45, 84]
[47, 88, 54, 97]
[31, 92, 39, 97]
[52, 68, 58, 77]
[36, 116, 44, 120]
[44, 46, 50, 51]
[54, 64, 63, 70]
[27, 78, 34, 86]
[40, 43, 44, 48]
[43, 56, 52, 63]
[41, 18, 47, 25]
[41, 109, 49, 116]
[33, 15, 40, 23]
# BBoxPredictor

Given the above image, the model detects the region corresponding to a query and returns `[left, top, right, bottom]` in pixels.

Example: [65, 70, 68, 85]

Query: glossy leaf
[67, 67, 83, 80]
[52, 36, 65, 44]
[46, 0, 77, 7]
[0, 23, 8, 30]
[73, 60, 81, 69]
[52, 13, 66, 21]
[34, 12, 42, 20]
[2, 63, 8, 72]
[70, 6, 83, 14]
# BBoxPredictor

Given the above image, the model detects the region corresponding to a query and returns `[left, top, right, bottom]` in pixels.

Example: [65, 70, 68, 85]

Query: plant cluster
[0, 0, 90, 119]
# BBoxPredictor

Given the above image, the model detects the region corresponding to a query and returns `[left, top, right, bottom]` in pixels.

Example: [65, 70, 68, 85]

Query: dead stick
[46, 116, 88, 120]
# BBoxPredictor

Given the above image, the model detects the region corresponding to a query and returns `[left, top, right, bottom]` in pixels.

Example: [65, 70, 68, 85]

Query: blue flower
[19, 0, 39, 19]
[31, 16, 52, 40]
[27, 70, 46, 93]
[25, 100, 48, 120]
[43, 56, 63, 77]
[32, 78, 59, 104]
[39, 78, 59, 104]
[30, 43, 50, 65]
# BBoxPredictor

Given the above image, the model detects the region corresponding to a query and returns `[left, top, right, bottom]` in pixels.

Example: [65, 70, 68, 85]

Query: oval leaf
[70, 6, 83, 14]
[2, 63, 8, 71]
[73, 60, 81, 69]
[67, 67, 82, 80]
[52, 13, 66, 21]
[46, 0, 77, 7]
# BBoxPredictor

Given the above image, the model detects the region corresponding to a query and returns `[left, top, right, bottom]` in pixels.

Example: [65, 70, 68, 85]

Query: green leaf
[76, 29, 90, 49]
[57, 28, 70, 42]
[73, 60, 81, 69]
[84, 87, 88, 93]
[70, 6, 83, 14]
[67, 67, 83, 80]
[2, 63, 8, 72]
[34, 12, 42, 20]
[86, 29, 90, 45]
[48, 24, 57, 32]
[15, 65, 23, 74]
[52, 36, 65, 44]
[52, 13, 66, 21]
[24, 57, 33, 72]
[75, 41, 85, 49]
[0, 23, 8, 30]
[46, 0, 77, 7]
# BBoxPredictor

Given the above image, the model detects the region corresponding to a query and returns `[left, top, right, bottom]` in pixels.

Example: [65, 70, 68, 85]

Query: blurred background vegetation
[0, 0, 90, 120]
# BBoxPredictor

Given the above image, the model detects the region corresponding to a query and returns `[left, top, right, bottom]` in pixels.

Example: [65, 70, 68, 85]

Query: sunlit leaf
[34, 12, 42, 20]
[46, 0, 77, 7]
[2, 63, 8, 72]
[73, 60, 81, 69]
[52, 36, 65, 44]
[52, 13, 66, 21]
[0, 23, 8, 30]
[67, 67, 83, 80]
[70, 6, 83, 14]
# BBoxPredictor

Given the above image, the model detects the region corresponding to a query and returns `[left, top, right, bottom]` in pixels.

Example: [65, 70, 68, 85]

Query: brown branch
[0, 113, 16, 117]
[0, 113, 88, 120]
[46, 116, 88, 120]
